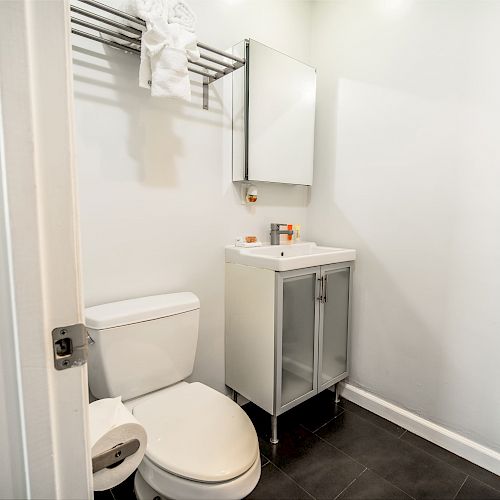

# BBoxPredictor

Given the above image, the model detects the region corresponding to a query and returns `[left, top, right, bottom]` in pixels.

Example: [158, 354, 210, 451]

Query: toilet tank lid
[85, 292, 200, 330]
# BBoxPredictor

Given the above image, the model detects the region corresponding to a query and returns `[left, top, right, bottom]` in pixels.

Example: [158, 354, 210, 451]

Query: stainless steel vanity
[225, 243, 355, 443]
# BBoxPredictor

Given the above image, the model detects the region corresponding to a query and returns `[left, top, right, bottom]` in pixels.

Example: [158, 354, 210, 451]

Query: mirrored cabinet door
[320, 267, 350, 389]
[233, 39, 317, 186]
[278, 270, 319, 410]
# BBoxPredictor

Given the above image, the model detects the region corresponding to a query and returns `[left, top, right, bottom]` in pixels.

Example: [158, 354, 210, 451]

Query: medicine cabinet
[232, 39, 317, 186]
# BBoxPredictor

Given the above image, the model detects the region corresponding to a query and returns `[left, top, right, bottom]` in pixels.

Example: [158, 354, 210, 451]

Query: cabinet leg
[270, 415, 279, 445]
[334, 383, 341, 404]
[232, 390, 238, 403]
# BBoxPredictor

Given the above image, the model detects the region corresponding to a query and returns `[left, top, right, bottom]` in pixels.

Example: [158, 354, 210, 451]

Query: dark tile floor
[95, 473, 135, 500]
[245, 392, 500, 500]
[96, 392, 500, 500]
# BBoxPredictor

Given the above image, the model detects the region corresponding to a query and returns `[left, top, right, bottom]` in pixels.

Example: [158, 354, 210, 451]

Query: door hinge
[52, 323, 88, 370]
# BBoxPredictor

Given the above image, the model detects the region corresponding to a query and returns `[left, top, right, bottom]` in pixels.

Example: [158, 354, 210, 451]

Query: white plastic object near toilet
[86, 293, 261, 500]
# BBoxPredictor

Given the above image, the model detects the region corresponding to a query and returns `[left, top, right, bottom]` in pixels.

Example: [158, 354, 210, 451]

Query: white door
[0, 1, 92, 498]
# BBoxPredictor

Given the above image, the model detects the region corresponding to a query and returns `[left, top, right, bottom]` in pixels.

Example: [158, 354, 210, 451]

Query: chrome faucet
[270, 223, 293, 246]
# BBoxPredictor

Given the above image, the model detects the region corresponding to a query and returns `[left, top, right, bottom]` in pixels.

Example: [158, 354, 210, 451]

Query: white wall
[73, 0, 313, 393]
[308, 0, 500, 453]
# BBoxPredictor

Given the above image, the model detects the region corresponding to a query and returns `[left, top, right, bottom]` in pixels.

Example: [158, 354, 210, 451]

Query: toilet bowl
[126, 382, 261, 500]
[86, 293, 261, 499]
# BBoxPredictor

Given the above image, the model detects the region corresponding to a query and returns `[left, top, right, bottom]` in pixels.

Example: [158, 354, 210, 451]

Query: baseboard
[339, 383, 500, 476]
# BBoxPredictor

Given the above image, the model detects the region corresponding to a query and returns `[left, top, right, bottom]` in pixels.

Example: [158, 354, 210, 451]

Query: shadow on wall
[71, 44, 224, 188]
[72, 42, 310, 211]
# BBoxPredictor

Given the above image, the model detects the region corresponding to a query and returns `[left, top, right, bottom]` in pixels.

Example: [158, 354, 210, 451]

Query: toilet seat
[135, 453, 261, 500]
[132, 382, 259, 483]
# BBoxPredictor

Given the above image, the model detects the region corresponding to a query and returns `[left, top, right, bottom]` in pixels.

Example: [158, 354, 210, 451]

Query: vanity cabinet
[225, 261, 352, 442]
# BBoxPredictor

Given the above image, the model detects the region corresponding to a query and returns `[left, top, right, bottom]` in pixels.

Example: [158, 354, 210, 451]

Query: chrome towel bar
[70, 0, 245, 109]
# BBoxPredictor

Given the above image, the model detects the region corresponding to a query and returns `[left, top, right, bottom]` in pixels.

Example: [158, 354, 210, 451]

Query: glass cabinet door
[278, 269, 319, 410]
[320, 266, 351, 389]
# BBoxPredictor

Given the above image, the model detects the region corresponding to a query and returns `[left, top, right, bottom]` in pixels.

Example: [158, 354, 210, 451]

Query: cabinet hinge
[52, 323, 88, 370]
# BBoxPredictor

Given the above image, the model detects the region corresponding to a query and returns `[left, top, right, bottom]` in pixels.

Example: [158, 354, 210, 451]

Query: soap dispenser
[294, 224, 301, 242]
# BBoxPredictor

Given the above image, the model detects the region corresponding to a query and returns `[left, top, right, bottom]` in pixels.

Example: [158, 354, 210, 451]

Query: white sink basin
[225, 242, 356, 272]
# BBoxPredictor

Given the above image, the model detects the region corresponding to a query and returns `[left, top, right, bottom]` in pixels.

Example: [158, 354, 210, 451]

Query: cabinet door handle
[317, 277, 324, 301]
[324, 275, 328, 303]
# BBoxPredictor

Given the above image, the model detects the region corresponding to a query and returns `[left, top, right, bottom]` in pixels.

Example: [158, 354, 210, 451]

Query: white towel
[168, 0, 197, 32]
[104, 0, 196, 33]
[136, 0, 168, 22]
[139, 19, 199, 99]
[103, 0, 200, 100]
[136, 0, 200, 100]
[108, 0, 140, 17]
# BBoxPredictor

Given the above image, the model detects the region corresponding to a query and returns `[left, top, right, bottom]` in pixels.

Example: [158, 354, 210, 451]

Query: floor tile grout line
[308, 424, 498, 500]
[306, 421, 456, 500]
[367, 467, 417, 500]
[340, 401, 500, 493]
[309, 408, 346, 434]
[399, 432, 500, 491]
[260, 449, 272, 465]
[332, 468, 367, 500]
[261, 415, 364, 500]
[467, 475, 500, 495]
[311, 428, 417, 500]
[307, 424, 372, 472]
[452, 475, 469, 500]
[339, 399, 406, 435]
[264, 423, 415, 500]
[265, 461, 316, 500]
[338, 404, 407, 439]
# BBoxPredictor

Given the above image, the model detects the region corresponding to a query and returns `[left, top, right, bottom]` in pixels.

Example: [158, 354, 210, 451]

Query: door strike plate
[52, 323, 88, 370]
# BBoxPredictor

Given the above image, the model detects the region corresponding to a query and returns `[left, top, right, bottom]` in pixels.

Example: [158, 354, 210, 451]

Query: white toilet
[86, 292, 261, 500]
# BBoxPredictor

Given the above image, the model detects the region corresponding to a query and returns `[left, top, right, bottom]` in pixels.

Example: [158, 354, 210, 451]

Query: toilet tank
[86, 293, 200, 401]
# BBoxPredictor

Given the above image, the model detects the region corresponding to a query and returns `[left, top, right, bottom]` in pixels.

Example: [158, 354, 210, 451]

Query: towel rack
[70, 0, 245, 109]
